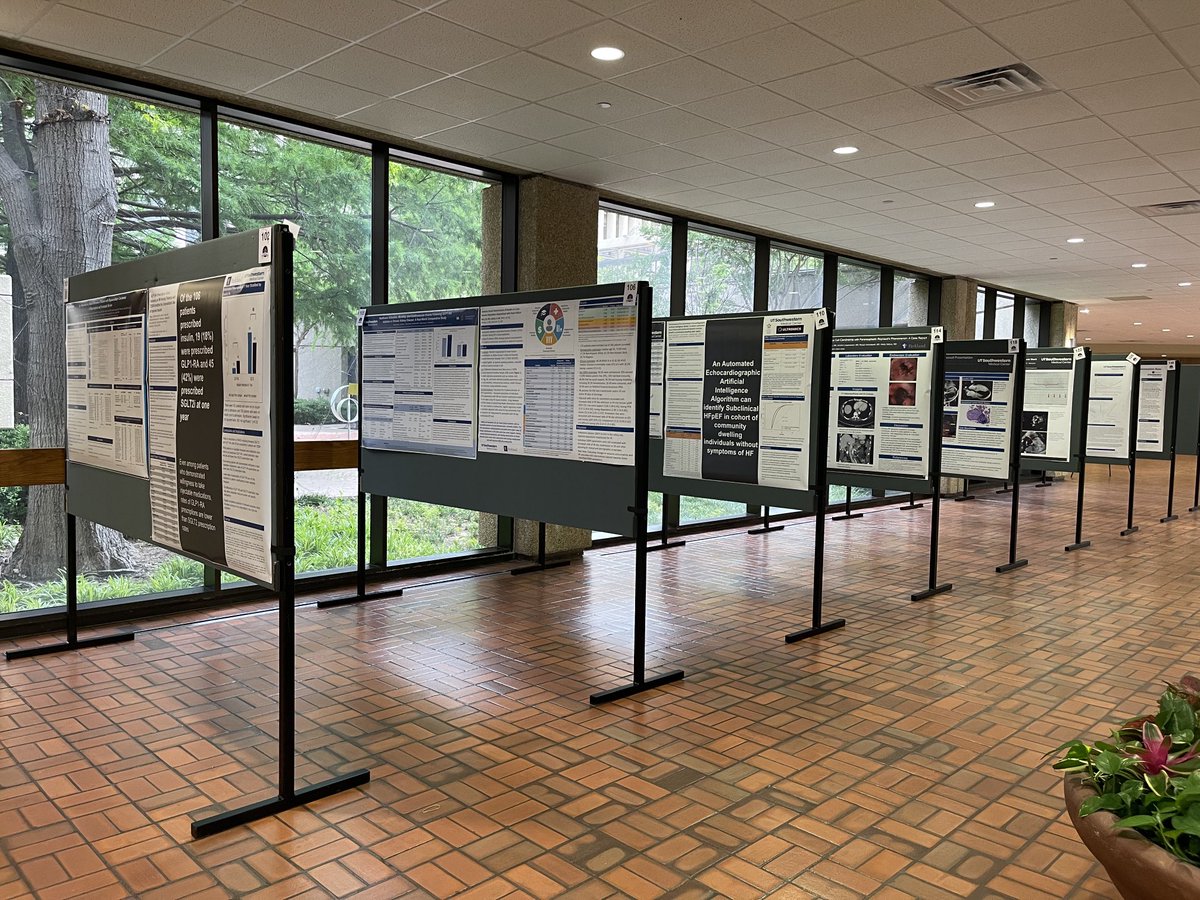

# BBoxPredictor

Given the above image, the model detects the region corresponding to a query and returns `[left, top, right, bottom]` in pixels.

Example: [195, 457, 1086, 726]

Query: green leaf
[1119, 781, 1145, 804]
[1114, 815, 1158, 829]
[1080, 794, 1125, 816]
[1096, 751, 1127, 776]
[1147, 772, 1172, 796]
[1172, 816, 1200, 838]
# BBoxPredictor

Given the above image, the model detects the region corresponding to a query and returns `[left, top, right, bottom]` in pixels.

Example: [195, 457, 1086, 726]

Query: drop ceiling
[3, 0, 1200, 346]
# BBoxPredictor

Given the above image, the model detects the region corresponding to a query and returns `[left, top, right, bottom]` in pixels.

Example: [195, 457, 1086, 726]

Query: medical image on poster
[836, 432, 874, 465]
[837, 396, 875, 429]
[942, 411, 957, 439]
[944, 378, 959, 407]
[888, 382, 916, 406]
[1021, 429, 1048, 455]
[890, 357, 918, 381]
[1023, 350, 1078, 461]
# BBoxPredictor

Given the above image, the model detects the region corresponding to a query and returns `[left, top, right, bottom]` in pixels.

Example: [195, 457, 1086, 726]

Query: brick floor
[3, 460, 1196, 898]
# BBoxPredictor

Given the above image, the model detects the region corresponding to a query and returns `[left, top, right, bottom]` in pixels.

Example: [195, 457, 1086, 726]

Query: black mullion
[1040, 301, 1052, 348]
[983, 287, 997, 340]
[369, 145, 389, 568]
[824, 252, 839, 320]
[879, 265, 895, 326]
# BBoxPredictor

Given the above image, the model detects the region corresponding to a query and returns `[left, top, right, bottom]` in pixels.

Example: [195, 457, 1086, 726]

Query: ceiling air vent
[1136, 200, 1200, 217]
[1105, 295, 1152, 302]
[918, 63, 1053, 111]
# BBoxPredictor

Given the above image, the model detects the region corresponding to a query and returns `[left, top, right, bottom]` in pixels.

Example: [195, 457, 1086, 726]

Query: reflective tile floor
[4, 461, 1198, 898]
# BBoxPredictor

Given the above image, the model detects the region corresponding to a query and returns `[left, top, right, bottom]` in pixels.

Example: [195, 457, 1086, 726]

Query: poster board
[1020, 347, 1090, 474]
[1178, 364, 1200, 456]
[825, 326, 943, 493]
[2, 279, 16, 428]
[649, 309, 828, 512]
[359, 282, 648, 538]
[1135, 360, 1178, 460]
[1086, 354, 1140, 465]
[940, 339, 1022, 482]
[65, 227, 283, 589]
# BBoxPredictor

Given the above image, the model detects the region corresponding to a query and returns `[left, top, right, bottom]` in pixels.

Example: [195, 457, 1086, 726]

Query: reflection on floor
[4, 461, 1194, 898]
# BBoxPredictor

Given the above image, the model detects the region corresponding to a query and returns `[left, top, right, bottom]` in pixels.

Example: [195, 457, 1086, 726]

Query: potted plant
[1053, 676, 1200, 899]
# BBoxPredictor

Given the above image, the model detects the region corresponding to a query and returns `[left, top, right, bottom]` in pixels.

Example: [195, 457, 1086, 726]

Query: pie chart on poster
[535, 302, 565, 346]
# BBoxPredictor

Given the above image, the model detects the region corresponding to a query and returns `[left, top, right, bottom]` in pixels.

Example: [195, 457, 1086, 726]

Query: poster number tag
[1007, 338, 1020, 354]
[355, 308, 367, 328]
[1127, 352, 1141, 365]
[814, 307, 829, 330]
[62, 277, 69, 305]
[623, 281, 638, 306]
[1074, 346, 1086, 360]
[1168, 360, 1177, 370]
[931, 326, 944, 344]
[258, 227, 272, 264]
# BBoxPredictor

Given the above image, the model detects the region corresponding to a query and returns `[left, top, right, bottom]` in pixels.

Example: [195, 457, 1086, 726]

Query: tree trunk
[4, 83, 132, 579]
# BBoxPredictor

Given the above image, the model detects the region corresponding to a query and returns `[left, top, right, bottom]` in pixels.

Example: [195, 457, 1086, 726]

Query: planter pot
[1064, 774, 1200, 900]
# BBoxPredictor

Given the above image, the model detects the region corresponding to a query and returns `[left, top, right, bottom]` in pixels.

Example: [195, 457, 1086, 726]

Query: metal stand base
[995, 486, 1013, 495]
[831, 511, 863, 521]
[1065, 540, 1092, 552]
[1120, 526, 1140, 536]
[748, 524, 785, 534]
[589, 669, 684, 705]
[953, 495, 977, 502]
[510, 559, 570, 576]
[1190, 506, 1200, 513]
[911, 583, 953, 602]
[899, 502, 924, 510]
[784, 618, 846, 643]
[646, 540, 686, 553]
[995, 559, 1028, 573]
[5, 631, 135, 661]
[1035, 481, 1053, 488]
[316, 587, 405, 610]
[191, 769, 370, 839]
[1161, 515, 1179, 523]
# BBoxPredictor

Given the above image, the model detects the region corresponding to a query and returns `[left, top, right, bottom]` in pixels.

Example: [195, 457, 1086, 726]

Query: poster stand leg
[953, 479, 976, 502]
[646, 494, 686, 553]
[590, 507, 684, 704]
[899, 492, 924, 511]
[785, 486, 845, 642]
[911, 481, 952, 601]
[317, 490, 403, 609]
[748, 505, 785, 535]
[1161, 451, 1179, 523]
[5, 513, 135, 660]
[831, 485, 863, 521]
[1035, 470, 1052, 487]
[1190, 450, 1200, 513]
[1120, 457, 1139, 536]
[192, 553, 369, 838]
[995, 480, 1013, 495]
[1065, 461, 1091, 552]
[510, 521, 571, 576]
[996, 473, 1028, 573]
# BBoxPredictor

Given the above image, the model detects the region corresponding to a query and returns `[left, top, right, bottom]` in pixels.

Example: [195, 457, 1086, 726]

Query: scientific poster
[1135, 362, 1170, 454]
[1022, 350, 1076, 461]
[662, 312, 817, 491]
[147, 267, 273, 586]
[64, 290, 148, 478]
[478, 291, 638, 465]
[360, 308, 479, 458]
[1, 285, 12, 428]
[941, 350, 1017, 481]
[1087, 358, 1135, 460]
[826, 330, 935, 478]
[650, 321, 664, 438]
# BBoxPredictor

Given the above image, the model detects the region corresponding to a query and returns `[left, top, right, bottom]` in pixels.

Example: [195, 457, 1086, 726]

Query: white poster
[661, 312, 817, 491]
[1087, 359, 1135, 460]
[941, 350, 1017, 481]
[0, 277, 12, 428]
[1136, 362, 1169, 454]
[360, 308, 479, 458]
[1021, 350, 1076, 461]
[478, 294, 638, 466]
[64, 290, 148, 478]
[649, 321, 664, 439]
[827, 330, 935, 478]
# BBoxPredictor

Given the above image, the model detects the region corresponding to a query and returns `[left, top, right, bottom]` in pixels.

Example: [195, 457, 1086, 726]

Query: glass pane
[218, 120, 369, 444]
[0, 73, 203, 609]
[767, 245, 823, 310]
[892, 272, 927, 326]
[386, 498, 484, 563]
[295, 469, 360, 575]
[685, 229, 754, 316]
[598, 210, 672, 317]
[836, 261, 880, 327]
[1024, 300, 1042, 346]
[680, 496, 747, 524]
[975, 287, 986, 340]
[995, 292, 1015, 340]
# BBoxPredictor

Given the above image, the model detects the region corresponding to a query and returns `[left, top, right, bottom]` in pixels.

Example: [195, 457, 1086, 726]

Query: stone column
[477, 176, 600, 559]
[937, 277, 977, 492]
[1047, 301, 1078, 348]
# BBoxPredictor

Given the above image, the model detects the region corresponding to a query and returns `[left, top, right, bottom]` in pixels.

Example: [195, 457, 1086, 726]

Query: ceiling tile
[550, 160, 645, 184]
[1156, 149, 1200, 172]
[460, 52, 596, 101]
[1036, 138, 1146, 166]
[699, 24, 849, 84]
[801, 0, 967, 56]
[767, 60, 902, 108]
[1108, 100, 1200, 137]
[0, 0, 52, 37]
[306, 46, 441, 97]
[608, 145, 709, 173]
[1012, 184, 1105, 205]
[604, 174, 694, 197]
[400, 77, 525, 120]
[657, 186, 733, 208]
[434, 0, 600, 47]
[617, 0, 784, 52]
[1131, 127, 1200, 155]
[714, 177, 795, 199]
[345, 99, 464, 137]
[243, 0, 415, 41]
[148, 41, 289, 93]
[540, 83, 666, 123]
[529, 21, 683, 79]
[878, 167, 975, 190]
[682, 87, 808, 128]
[754, 0, 860, 19]
[1095, 173, 1190, 196]
[770, 166, 861, 190]
[946, 152, 1051, 177]
[824, 89, 946, 130]
[1006, 117, 1120, 151]
[612, 107, 723, 142]
[865, 27, 1014, 87]
[987, 0, 1149, 60]
[548, 126, 653, 157]
[256, 73, 385, 117]
[1031, 36, 1180, 91]
[873, 114, 988, 150]
[935, 0, 1069, 26]
[1162, 24, 1200, 67]
[808, 178, 893, 201]
[29, 5, 176, 65]
[1071, 70, 1200, 115]
[920, 135, 1023, 165]
[662, 162, 751, 187]
[839, 150, 938, 178]
[727, 148, 824, 176]
[494, 141, 594, 171]
[425, 122, 531, 155]
[1131, 0, 1200, 29]
[364, 14, 511, 72]
[1065, 157, 1168, 182]
[191, 7, 345, 69]
[66, 0, 231, 36]
[613, 57, 750, 106]
[917, 181, 996, 202]
[669, 129, 777, 161]
[745, 111, 856, 145]
[961, 92, 1091, 132]
[479, 103, 593, 141]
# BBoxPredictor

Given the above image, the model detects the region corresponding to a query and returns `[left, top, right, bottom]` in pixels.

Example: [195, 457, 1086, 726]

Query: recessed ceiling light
[1134, 321, 1143, 326]
[1179, 282, 1192, 287]
[833, 146, 858, 155]
[1067, 237, 1085, 244]
[1080, 307, 1089, 314]
[590, 46, 624, 61]
[597, 101, 612, 109]
[1163, 328, 1171, 332]
[1086, 337, 1093, 341]
[1189, 335, 1195, 338]
[1132, 262, 1148, 268]
[974, 201, 995, 208]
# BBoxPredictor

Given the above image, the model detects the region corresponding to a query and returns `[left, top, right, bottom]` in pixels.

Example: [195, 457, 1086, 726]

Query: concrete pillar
[477, 176, 600, 560]
[1048, 301, 1078, 348]
[938, 276, 977, 341]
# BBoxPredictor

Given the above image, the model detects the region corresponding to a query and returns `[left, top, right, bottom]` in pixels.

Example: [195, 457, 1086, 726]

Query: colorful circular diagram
[535, 302, 565, 346]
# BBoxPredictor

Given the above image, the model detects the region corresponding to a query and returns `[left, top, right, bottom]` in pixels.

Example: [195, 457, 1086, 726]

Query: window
[995, 292, 1015, 340]
[685, 227, 754, 316]
[768, 245, 823, 310]
[0, 73, 204, 611]
[892, 272, 927, 326]
[1024, 299, 1042, 347]
[598, 209, 672, 317]
[975, 287, 986, 340]
[836, 261, 881, 327]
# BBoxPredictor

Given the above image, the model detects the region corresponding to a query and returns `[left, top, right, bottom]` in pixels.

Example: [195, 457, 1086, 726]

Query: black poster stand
[1081, 355, 1140, 537]
[830, 484, 863, 520]
[1162, 377, 1181, 524]
[748, 506, 785, 534]
[511, 521, 571, 575]
[1132, 362, 1181, 525]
